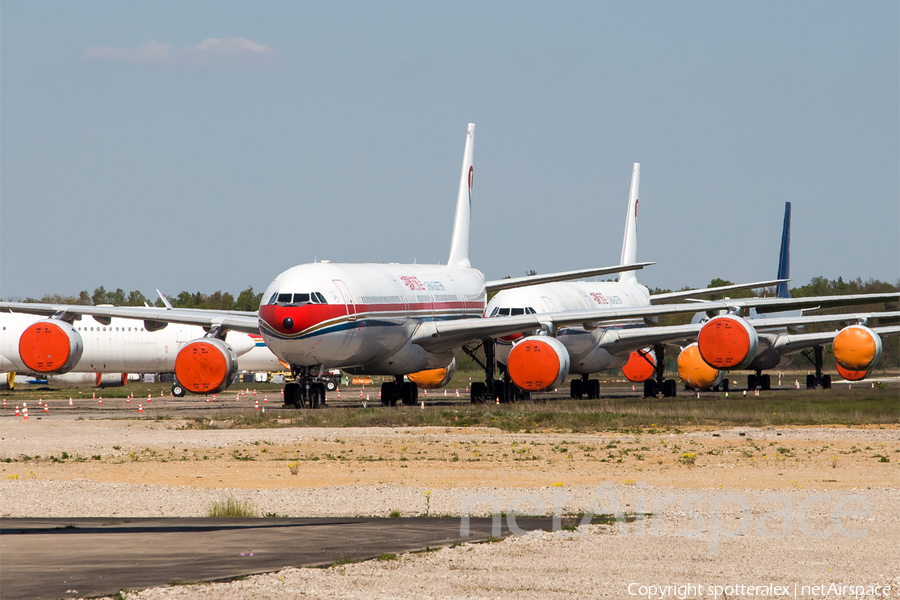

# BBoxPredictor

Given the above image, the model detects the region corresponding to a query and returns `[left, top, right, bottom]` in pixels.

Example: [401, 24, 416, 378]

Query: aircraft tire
[570, 379, 583, 399]
[401, 382, 418, 406]
[588, 379, 601, 399]
[761, 374, 771, 391]
[822, 374, 832, 389]
[722, 379, 729, 393]
[492, 380, 505, 403]
[470, 382, 486, 404]
[806, 374, 816, 389]
[643, 380, 656, 398]
[663, 379, 677, 398]
[284, 382, 301, 408]
[381, 382, 395, 406]
[747, 374, 757, 391]
[325, 380, 337, 392]
[172, 383, 185, 398]
[309, 383, 326, 408]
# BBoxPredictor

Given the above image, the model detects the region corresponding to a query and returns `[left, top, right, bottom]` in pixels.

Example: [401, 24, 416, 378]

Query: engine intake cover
[175, 338, 238, 395]
[698, 315, 758, 370]
[677, 343, 723, 390]
[508, 336, 569, 392]
[835, 363, 868, 382]
[407, 359, 456, 389]
[622, 348, 656, 383]
[832, 325, 881, 372]
[18, 320, 84, 374]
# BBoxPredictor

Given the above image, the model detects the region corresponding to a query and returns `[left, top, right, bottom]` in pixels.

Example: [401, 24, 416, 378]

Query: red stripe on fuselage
[259, 301, 485, 336]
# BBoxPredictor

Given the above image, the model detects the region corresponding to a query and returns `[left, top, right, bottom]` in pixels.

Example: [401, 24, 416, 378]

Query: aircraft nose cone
[283, 317, 294, 330]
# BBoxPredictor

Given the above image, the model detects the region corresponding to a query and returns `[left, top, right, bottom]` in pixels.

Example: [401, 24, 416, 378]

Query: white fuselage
[0, 312, 256, 374]
[258, 262, 487, 375]
[487, 281, 651, 374]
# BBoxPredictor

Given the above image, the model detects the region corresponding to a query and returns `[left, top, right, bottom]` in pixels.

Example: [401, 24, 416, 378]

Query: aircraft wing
[410, 292, 900, 353]
[593, 311, 900, 358]
[772, 325, 900, 356]
[485, 262, 654, 293]
[649, 279, 788, 304]
[0, 302, 260, 335]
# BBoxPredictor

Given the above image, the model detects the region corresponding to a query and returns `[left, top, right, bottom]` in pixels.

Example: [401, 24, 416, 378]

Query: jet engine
[835, 363, 868, 382]
[46, 372, 128, 388]
[621, 348, 656, 383]
[832, 325, 882, 372]
[677, 343, 724, 390]
[507, 336, 570, 392]
[407, 358, 456, 389]
[18, 320, 84, 375]
[174, 338, 238, 394]
[697, 315, 758, 370]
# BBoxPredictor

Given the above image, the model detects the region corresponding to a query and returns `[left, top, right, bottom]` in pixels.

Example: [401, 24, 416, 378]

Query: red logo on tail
[468, 166, 474, 195]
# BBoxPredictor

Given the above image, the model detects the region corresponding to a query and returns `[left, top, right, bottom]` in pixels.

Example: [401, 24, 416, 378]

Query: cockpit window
[270, 292, 328, 306]
[490, 306, 536, 317]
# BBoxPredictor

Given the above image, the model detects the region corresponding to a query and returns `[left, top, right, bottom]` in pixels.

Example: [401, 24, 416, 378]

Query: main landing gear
[747, 372, 771, 391]
[801, 345, 832, 389]
[380, 377, 419, 406]
[570, 374, 600, 399]
[464, 341, 524, 404]
[643, 344, 677, 398]
[283, 366, 327, 408]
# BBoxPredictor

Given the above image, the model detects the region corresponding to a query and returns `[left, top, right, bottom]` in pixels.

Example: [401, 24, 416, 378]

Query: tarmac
[0, 516, 554, 600]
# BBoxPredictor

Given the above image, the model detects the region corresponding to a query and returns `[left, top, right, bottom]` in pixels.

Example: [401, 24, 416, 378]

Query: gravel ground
[1, 421, 898, 599]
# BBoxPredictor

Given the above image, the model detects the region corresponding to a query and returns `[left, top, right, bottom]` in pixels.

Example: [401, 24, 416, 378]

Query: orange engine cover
[697, 315, 758, 370]
[18, 320, 84, 374]
[507, 336, 570, 392]
[835, 363, 868, 382]
[174, 338, 238, 394]
[832, 325, 882, 371]
[622, 348, 656, 382]
[677, 343, 723, 390]
[407, 359, 456, 389]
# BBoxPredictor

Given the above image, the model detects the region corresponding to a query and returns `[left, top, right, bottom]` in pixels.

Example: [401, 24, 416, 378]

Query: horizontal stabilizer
[486, 262, 654, 293]
[650, 279, 789, 304]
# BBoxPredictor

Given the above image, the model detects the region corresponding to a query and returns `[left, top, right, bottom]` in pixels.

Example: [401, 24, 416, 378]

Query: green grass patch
[206, 495, 259, 518]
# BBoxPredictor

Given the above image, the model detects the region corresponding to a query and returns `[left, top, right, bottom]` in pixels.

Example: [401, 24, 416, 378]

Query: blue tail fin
[776, 202, 791, 298]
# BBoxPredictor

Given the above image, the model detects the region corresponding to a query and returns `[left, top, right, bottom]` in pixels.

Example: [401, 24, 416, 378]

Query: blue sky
[2, 1, 897, 299]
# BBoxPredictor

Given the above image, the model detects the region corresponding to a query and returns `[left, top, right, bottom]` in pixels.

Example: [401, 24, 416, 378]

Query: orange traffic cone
[23, 406, 29, 420]
[138, 403, 143, 413]
[15, 405, 20, 416]
[69, 397, 73, 406]
[264, 395, 268, 403]
[456, 389, 459, 397]
[2, 399, 5, 408]
[495, 397, 500, 405]
[213, 394, 217, 401]
[254, 400, 259, 411]
[38, 398, 42, 406]
[424, 389, 428, 397]
[98, 397, 102, 405]
[206, 397, 210, 404]
[44, 403, 49, 413]
[420, 400, 425, 409]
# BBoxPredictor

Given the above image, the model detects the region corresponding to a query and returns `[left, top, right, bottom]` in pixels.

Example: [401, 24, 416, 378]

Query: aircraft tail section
[448, 123, 475, 268]
[776, 202, 791, 298]
[619, 163, 640, 284]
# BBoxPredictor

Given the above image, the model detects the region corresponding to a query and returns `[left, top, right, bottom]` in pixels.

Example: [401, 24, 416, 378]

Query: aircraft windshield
[269, 292, 328, 306]
[489, 307, 536, 317]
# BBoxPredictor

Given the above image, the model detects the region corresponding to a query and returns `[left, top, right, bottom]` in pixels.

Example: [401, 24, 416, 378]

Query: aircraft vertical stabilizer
[619, 163, 640, 284]
[448, 123, 475, 268]
[776, 202, 791, 298]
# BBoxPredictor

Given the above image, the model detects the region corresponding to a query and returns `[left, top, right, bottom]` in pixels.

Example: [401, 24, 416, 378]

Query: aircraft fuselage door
[333, 280, 357, 321]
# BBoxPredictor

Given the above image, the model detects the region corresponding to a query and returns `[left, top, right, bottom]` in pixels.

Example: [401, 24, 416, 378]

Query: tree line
[14, 286, 265, 312]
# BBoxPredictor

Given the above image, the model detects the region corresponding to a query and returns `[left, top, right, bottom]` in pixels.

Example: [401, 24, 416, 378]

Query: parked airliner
[484, 170, 899, 399]
[2, 126, 897, 406]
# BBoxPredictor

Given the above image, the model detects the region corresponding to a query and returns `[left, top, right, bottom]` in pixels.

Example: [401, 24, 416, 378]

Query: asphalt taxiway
[0, 516, 554, 599]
